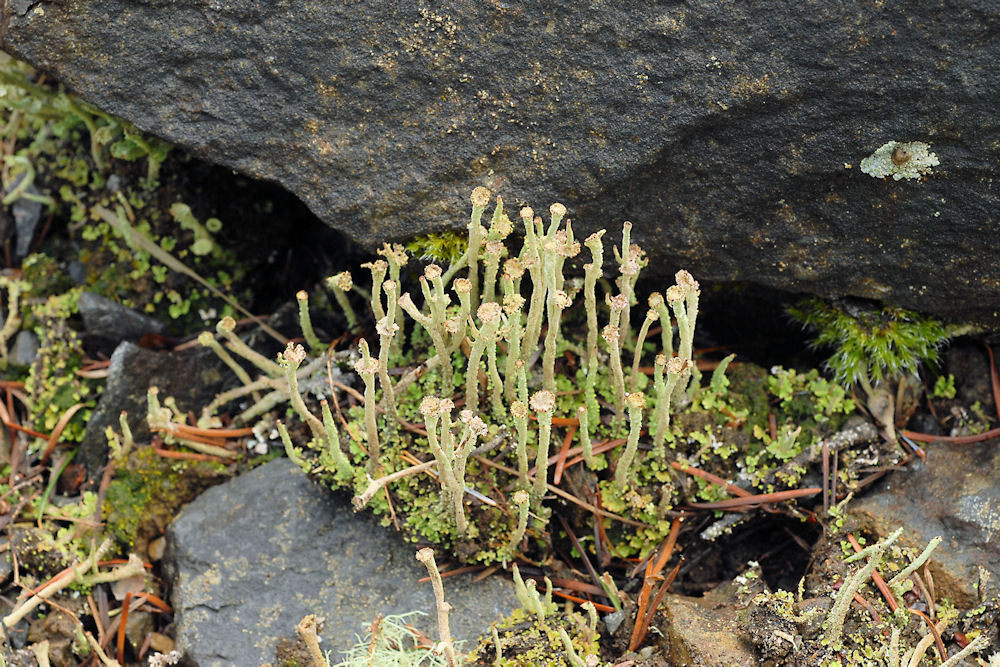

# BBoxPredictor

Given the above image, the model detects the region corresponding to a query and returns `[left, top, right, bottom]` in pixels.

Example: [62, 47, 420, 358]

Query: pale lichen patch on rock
[860, 140, 939, 181]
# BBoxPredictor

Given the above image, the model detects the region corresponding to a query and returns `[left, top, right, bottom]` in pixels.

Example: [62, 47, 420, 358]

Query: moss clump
[103, 445, 229, 557]
[788, 298, 948, 390]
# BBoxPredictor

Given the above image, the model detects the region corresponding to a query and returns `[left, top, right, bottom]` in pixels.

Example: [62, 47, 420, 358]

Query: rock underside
[2, 0, 998, 324]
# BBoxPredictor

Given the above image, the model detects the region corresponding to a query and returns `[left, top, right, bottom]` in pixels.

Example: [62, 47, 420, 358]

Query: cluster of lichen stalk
[200, 188, 701, 552]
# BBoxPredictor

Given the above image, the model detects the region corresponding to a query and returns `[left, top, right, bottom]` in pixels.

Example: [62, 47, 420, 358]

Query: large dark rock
[164, 457, 517, 665]
[2, 1, 998, 324]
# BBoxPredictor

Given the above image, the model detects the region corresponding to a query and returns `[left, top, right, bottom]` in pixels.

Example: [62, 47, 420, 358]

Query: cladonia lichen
[860, 141, 939, 181]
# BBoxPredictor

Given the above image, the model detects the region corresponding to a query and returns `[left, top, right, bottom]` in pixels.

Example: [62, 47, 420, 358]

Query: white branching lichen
[860, 141, 939, 181]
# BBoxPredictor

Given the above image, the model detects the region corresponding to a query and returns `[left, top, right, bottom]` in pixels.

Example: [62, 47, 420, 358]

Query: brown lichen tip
[655, 353, 667, 368]
[419, 395, 441, 416]
[375, 316, 399, 337]
[513, 489, 529, 505]
[382, 279, 397, 294]
[283, 342, 307, 366]
[452, 277, 472, 294]
[296, 290, 308, 302]
[485, 239, 504, 256]
[477, 301, 503, 324]
[519, 206, 534, 221]
[511, 400, 529, 420]
[648, 292, 664, 308]
[550, 202, 567, 218]
[217, 316, 236, 333]
[667, 357, 689, 374]
[645, 309, 659, 322]
[665, 284, 685, 303]
[471, 186, 492, 208]
[503, 257, 525, 280]
[530, 389, 556, 413]
[675, 269, 699, 291]
[552, 290, 572, 309]
[625, 392, 647, 410]
[602, 324, 620, 343]
[503, 293, 526, 313]
[424, 264, 443, 281]
[353, 351, 379, 376]
[328, 270, 352, 291]
[377, 242, 409, 266]
[416, 546, 435, 563]
[585, 229, 606, 246]
[609, 294, 628, 311]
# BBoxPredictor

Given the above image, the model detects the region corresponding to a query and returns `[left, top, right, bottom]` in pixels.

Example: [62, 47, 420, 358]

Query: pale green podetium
[615, 392, 647, 491]
[325, 270, 359, 331]
[354, 339, 381, 475]
[530, 389, 556, 502]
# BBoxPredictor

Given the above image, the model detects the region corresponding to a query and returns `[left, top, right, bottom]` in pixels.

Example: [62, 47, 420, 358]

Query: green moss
[788, 298, 949, 389]
[103, 445, 228, 553]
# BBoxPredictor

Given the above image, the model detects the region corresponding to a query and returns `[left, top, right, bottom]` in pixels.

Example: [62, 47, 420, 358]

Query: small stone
[147, 535, 166, 561]
[9, 330, 39, 366]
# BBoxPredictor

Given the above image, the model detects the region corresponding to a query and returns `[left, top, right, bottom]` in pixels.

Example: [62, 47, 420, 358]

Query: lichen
[859, 140, 939, 181]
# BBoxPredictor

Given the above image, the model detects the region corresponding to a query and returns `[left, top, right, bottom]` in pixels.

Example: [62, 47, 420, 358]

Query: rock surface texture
[2, 1, 998, 323]
[850, 438, 1000, 609]
[164, 457, 517, 665]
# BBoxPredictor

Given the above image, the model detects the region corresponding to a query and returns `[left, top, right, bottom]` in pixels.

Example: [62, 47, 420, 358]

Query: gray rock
[8, 330, 38, 366]
[2, 1, 998, 324]
[77, 291, 165, 343]
[164, 457, 517, 666]
[6, 173, 42, 260]
[850, 438, 1000, 609]
[78, 341, 231, 477]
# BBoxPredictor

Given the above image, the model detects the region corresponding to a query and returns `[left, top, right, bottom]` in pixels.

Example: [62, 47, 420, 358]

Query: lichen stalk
[511, 399, 530, 487]
[354, 339, 381, 475]
[630, 308, 659, 392]
[325, 271, 358, 331]
[654, 357, 687, 449]
[501, 287, 526, 401]
[361, 259, 388, 322]
[616, 221, 635, 351]
[648, 292, 673, 359]
[823, 528, 901, 649]
[468, 186, 491, 311]
[279, 343, 326, 442]
[320, 399, 352, 478]
[377, 243, 408, 349]
[670, 270, 700, 399]
[399, 289, 454, 391]
[504, 490, 531, 558]
[542, 289, 572, 393]
[296, 290, 324, 354]
[421, 397, 466, 534]
[615, 392, 646, 491]
[295, 615, 330, 667]
[519, 206, 547, 365]
[603, 295, 629, 419]
[577, 404, 596, 469]
[198, 331, 257, 396]
[466, 302, 502, 414]
[415, 548, 460, 667]
[583, 231, 606, 418]
[530, 390, 556, 501]
[216, 316, 283, 377]
[375, 280, 399, 422]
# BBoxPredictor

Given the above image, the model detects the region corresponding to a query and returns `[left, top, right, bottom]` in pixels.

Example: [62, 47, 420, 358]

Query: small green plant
[789, 298, 949, 441]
